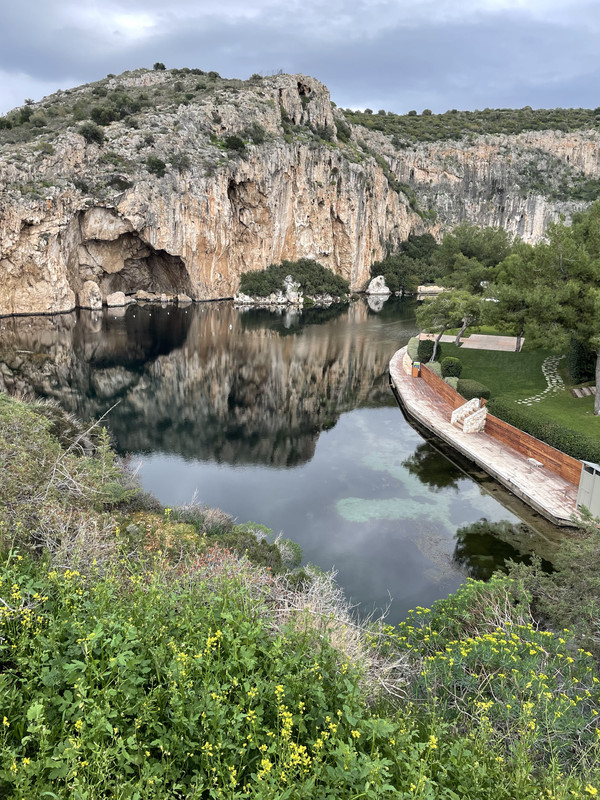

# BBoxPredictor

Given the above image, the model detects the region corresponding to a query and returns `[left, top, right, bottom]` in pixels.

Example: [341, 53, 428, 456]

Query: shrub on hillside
[169, 151, 191, 172]
[79, 122, 104, 145]
[146, 155, 167, 177]
[457, 378, 491, 400]
[90, 104, 119, 126]
[441, 356, 463, 378]
[223, 134, 246, 152]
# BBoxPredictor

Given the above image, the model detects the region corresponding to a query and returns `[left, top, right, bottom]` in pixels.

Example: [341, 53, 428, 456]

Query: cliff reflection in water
[0, 299, 416, 466]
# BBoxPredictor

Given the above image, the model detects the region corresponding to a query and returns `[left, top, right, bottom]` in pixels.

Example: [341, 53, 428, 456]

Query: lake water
[0, 297, 560, 623]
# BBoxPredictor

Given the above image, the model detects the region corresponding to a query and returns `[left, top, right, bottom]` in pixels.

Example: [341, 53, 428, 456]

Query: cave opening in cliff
[87, 235, 193, 298]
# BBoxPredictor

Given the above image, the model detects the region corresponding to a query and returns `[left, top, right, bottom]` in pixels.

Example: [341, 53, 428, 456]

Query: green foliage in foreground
[2, 553, 600, 799]
[380, 575, 600, 793]
[238, 259, 349, 299]
[1, 391, 600, 798]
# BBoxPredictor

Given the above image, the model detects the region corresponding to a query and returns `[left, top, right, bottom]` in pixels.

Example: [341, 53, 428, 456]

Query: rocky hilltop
[1, 67, 599, 316]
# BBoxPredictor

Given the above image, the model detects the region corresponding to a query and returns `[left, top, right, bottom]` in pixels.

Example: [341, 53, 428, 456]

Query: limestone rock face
[1, 68, 599, 317]
[106, 291, 133, 307]
[81, 208, 134, 241]
[366, 275, 391, 295]
[78, 281, 102, 310]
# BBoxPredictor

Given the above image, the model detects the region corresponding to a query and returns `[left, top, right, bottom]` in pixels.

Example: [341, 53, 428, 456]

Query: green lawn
[444, 325, 506, 338]
[439, 342, 600, 439]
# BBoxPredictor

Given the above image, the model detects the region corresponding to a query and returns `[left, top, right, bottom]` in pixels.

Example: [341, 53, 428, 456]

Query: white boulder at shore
[366, 275, 391, 295]
[106, 291, 134, 307]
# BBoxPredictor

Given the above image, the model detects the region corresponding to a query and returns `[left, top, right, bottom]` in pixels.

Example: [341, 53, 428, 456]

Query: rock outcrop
[1, 68, 599, 316]
[366, 275, 391, 295]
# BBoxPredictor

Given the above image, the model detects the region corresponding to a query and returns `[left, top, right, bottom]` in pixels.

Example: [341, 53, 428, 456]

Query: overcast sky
[1, 0, 599, 116]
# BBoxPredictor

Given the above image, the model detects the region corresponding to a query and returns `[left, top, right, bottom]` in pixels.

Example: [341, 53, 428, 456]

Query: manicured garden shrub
[407, 336, 419, 361]
[441, 356, 463, 378]
[417, 339, 442, 363]
[457, 378, 491, 400]
[567, 336, 595, 384]
[417, 338, 434, 363]
[425, 360, 442, 377]
[488, 398, 600, 462]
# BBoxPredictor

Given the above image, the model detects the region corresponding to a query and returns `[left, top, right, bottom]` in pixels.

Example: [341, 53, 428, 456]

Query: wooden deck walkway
[389, 347, 579, 527]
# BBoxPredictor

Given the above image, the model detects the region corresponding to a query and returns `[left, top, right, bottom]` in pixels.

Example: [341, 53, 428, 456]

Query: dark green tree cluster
[416, 204, 600, 415]
[486, 202, 600, 414]
[434, 223, 514, 291]
[369, 232, 439, 291]
[343, 105, 600, 144]
[414, 224, 517, 357]
[90, 90, 145, 126]
[239, 258, 349, 299]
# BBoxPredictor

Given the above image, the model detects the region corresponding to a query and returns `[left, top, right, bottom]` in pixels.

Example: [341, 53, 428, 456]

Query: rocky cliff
[1, 67, 599, 315]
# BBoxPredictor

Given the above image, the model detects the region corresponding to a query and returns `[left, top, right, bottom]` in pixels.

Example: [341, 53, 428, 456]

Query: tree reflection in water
[453, 518, 554, 580]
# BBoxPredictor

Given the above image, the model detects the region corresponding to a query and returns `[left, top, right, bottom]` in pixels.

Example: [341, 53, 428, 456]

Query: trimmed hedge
[441, 357, 463, 378]
[445, 376, 459, 390]
[407, 336, 419, 361]
[426, 361, 443, 377]
[417, 339, 443, 363]
[487, 398, 600, 463]
[457, 379, 491, 401]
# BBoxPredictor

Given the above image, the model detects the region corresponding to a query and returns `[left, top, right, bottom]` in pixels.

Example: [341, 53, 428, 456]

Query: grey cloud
[0, 1, 599, 115]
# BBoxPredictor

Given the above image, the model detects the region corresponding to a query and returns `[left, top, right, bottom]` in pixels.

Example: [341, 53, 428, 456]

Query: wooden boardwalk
[390, 347, 579, 527]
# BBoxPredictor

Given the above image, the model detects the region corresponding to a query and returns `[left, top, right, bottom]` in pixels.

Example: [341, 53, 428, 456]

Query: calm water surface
[0, 298, 559, 623]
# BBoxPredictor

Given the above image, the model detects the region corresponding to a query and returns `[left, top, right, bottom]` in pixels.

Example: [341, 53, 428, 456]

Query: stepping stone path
[571, 386, 597, 398]
[516, 355, 565, 406]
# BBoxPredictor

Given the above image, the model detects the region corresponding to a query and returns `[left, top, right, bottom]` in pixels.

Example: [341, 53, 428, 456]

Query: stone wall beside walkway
[389, 347, 580, 526]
